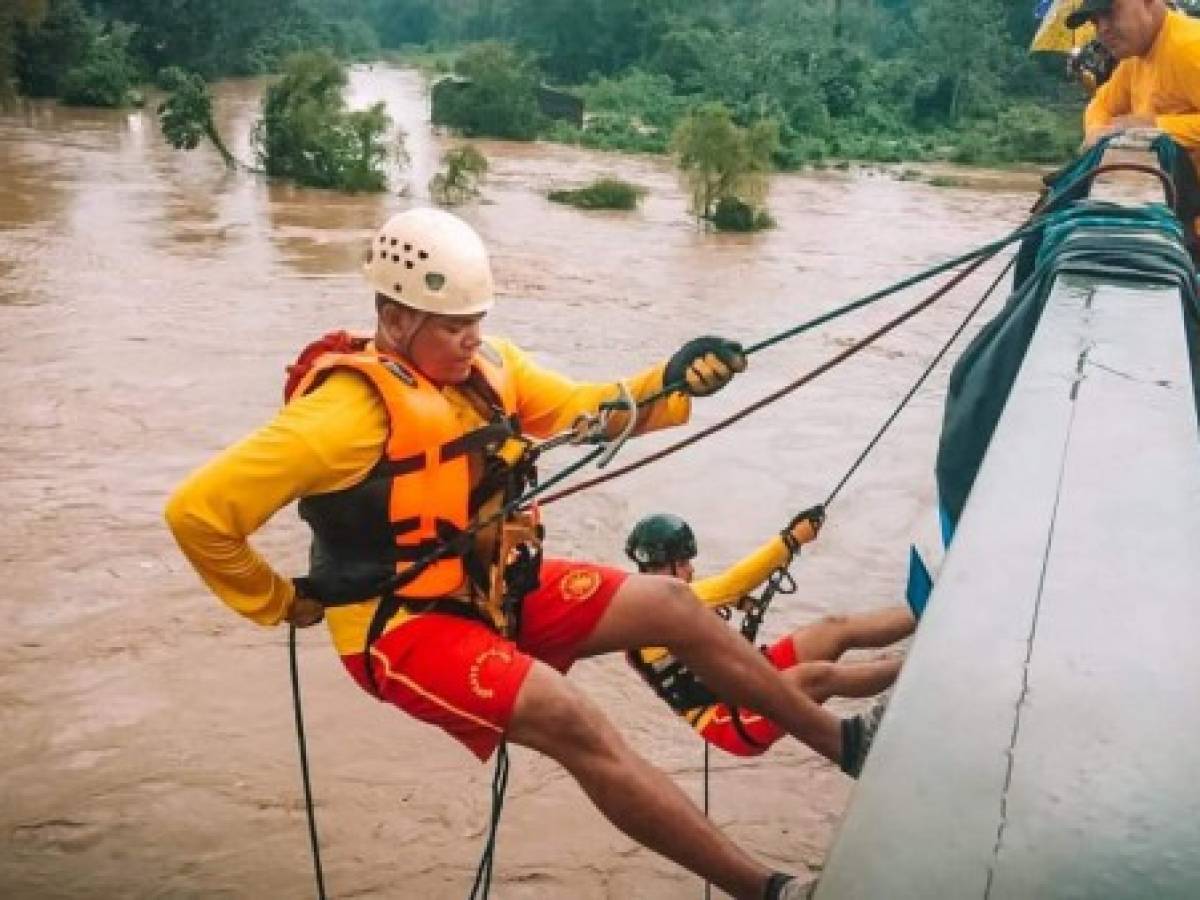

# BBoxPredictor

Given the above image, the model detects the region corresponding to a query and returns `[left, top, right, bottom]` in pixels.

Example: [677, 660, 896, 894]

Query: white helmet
[364, 208, 495, 315]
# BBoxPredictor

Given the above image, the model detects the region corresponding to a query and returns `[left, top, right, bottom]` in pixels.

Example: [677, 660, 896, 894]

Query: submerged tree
[157, 66, 240, 169]
[548, 177, 645, 210]
[429, 144, 488, 206]
[671, 102, 778, 230]
[252, 50, 394, 192]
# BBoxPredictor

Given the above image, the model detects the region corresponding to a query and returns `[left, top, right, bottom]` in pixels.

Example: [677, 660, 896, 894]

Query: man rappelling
[165, 208, 881, 900]
[624, 509, 914, 759]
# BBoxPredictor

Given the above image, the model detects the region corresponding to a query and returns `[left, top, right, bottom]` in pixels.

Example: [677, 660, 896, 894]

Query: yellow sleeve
[1084, 63, 1131, 134]
[691, 535, 791, 611]
[494, 339, 691, 439]
[164, 371, 387, 626]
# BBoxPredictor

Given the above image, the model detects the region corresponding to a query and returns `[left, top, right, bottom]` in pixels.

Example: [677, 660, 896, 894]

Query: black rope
[631, 223, 1040, 409]
[469, 742, 511, 899]
[702, 741, 711, 900]
[289, 625, 328, 900]
[824, 255, 1017, 507]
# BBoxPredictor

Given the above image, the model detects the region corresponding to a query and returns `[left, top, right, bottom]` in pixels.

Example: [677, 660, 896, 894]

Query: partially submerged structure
[430, 75, 583, 129]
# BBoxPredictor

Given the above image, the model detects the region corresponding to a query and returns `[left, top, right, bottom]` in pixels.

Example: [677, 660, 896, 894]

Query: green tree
[508, 0, 682, 82]
[1, 0, 48, 102]
[437, 41, 541, 140]
[671, 101, 778, 228]
[157, 66, 239, 168]
[914, 0, 1005, 123]
[14, 0, 89, 98]
[429, 144, 488, 205]
[252, 50, 395, 192]
[58, 21, 138, 107]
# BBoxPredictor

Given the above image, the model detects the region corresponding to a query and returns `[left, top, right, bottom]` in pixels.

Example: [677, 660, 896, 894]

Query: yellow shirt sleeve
[691, 535, 792, 610]
[496, 339, 692, 438]
[1084, 63, 1132, 134]
[164, 371, 387, 626]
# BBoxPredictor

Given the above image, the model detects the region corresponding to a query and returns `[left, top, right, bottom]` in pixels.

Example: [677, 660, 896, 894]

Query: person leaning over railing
[1072, 0, 1200, 255]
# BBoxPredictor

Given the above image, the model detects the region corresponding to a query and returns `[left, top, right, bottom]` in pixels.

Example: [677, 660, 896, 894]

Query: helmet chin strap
[400, 312, 429, 362]
[379, 307, 429, 370]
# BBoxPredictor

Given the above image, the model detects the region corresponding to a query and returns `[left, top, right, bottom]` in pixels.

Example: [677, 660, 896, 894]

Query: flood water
[0, 66, 1038, 898]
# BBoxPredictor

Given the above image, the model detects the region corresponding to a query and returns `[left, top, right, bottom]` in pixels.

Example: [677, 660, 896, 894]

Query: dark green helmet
[625, 513, 697, 569]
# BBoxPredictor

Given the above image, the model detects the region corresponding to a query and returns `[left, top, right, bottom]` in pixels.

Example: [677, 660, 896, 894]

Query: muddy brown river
[0, 66, 1038, 898]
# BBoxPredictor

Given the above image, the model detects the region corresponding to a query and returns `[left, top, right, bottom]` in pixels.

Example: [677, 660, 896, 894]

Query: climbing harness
[288, 152, 1192, 900]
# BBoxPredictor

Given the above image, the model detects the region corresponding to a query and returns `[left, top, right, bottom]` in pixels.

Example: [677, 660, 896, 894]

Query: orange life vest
[285, 333, 527, 609]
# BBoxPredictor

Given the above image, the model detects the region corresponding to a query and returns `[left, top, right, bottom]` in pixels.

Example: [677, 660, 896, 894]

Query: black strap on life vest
[628, 651, 720, 713]
[357, 418, 541, 697]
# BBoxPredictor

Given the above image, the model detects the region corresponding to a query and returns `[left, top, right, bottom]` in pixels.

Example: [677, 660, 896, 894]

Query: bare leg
[786, 657, 903, 704]
[578, 574, 843, 762]
[507, 661, 773, 900]
[790, 607, 916, 664]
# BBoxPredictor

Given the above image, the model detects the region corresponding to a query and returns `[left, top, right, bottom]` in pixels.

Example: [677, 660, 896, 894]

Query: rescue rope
[823, 255, 1016, 508]
[289, 625, 328, 900]
[538, 242, 1013, 508]
[469, 743, 510, 900]
[537, 158, 1171, 508]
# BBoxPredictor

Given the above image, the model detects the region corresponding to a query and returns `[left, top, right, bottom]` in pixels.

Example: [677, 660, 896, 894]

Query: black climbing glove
[664, 336, 747, 397]
[782, 504, 826, 553]
[287, 577, 325, 628]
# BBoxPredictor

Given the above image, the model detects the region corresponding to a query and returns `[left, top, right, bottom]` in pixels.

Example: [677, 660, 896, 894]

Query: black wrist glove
[782, 504, 826, 553]
[664, 336, 747, 397]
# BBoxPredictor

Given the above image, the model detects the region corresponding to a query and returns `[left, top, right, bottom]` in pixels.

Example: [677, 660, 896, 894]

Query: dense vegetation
[384, 0, 1098, 167]
[4, 0, 1153, 167]
[2, 0, 385, 106]
[548, 177, 645, 211]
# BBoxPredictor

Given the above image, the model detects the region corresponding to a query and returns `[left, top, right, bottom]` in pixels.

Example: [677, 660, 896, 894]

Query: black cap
[1066, 0, 1114, 29]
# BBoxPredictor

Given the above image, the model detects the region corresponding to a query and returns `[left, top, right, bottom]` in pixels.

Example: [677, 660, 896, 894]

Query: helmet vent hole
[425, 272, 446, 291]
[418, 250, 429, 260]
[405, 260, 414, 269]
[390, 238, 397, 246]
[392, 254, 400, 263]
[393, 283, 402, 292]
[404, 243, 412, 252]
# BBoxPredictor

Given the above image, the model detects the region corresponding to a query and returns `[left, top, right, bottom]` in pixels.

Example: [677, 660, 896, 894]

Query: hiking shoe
[839, 693, 891, 778]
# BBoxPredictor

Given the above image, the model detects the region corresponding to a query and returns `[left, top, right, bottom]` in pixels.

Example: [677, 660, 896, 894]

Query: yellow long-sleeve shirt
[166, 337, 690, 655]
[1085, 11, 1200, 176]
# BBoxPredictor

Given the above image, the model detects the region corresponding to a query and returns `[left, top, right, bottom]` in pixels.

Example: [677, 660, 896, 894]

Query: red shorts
[340, 558, 625, 761]
[697, 636, 798, 757]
